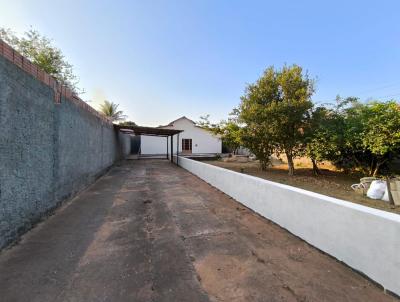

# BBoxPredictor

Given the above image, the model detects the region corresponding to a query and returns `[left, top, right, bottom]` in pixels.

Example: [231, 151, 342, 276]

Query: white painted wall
[140, 135, 168, 155]
[141, 117, 222, 155]
[176, 156, 400, 296]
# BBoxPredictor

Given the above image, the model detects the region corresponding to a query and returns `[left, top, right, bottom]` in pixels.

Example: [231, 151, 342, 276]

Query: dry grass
[204, 157, 400, 215]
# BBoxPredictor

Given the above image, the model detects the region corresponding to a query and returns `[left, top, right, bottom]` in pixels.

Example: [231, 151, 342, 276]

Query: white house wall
[140, 135, 169, 155]
[140, 118, 221, 155]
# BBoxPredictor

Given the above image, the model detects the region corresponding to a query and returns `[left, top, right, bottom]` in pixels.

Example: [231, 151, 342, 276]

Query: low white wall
[176, 156, 400, 296]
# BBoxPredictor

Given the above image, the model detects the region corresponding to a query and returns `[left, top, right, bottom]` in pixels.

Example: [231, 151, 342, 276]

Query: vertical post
[170, 135, 173, 163]
[176, 133, 180, 166]
[166, 136, 169, 160]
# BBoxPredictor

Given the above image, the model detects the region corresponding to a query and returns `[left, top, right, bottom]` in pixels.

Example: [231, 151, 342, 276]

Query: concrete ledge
[176, 156, 400, 296]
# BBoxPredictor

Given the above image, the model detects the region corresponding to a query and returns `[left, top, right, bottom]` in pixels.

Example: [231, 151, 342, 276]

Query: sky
[1, 0, 400, 126]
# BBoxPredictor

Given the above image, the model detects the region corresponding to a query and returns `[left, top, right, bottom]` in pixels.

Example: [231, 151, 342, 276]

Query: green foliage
[241, 123, 274, 170]
[238, 64, 315, 174]
[224, 63, 400, 177]
[119, 120, 137, 127]
[361, 101, 400, 156]
[196, 114, 219, 132]
[354, 101, 400, 175]
[0, 28, 81, 92]
[306, 98, 400, 176]
[219, 120, 242, 154]
[197, 114, 242, 153]
[99, 100, 126, 122]
[304, 106, 332, 174]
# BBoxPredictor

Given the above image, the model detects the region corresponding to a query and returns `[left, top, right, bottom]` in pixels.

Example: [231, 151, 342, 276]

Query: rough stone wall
[0, 55, 129, 249]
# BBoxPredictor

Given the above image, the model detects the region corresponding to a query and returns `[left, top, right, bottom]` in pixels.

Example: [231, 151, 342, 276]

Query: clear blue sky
[1, 0, 400, 126]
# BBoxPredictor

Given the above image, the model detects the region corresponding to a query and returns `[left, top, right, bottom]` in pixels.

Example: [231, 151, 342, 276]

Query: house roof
[158, 116, 220, 136]
[159, 116, 196, 128]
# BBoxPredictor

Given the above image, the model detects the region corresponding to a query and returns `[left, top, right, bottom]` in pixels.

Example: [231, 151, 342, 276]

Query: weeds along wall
[0, 42, 130, 249]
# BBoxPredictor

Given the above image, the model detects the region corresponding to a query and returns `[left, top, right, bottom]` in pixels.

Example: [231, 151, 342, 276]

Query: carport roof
[114, 125, 183, 137]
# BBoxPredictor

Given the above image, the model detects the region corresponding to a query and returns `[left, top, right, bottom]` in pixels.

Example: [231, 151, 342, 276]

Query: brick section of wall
[0, 39, 111, 124]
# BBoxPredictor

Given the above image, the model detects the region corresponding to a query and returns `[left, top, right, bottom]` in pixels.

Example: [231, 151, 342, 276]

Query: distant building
[140, 116, 221, 156]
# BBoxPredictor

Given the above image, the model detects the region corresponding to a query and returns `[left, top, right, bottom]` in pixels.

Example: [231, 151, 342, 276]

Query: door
[182, 139, 192, 154]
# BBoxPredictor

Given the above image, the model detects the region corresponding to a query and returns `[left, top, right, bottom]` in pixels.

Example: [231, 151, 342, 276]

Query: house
[140, 116, 222, 156]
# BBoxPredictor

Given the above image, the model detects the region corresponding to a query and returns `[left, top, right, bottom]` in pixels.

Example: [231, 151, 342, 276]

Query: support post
[176, 133, 180, 166]
[170, 135, 173, 163]
[166, 136, 169, 160]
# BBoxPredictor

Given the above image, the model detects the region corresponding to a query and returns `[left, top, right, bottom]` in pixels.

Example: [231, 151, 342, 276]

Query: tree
[303, 98, 350, 175]
[241, 123, 274, 170]
[239, 65, 315, 175]
[119, 121, 137, 127]
[198, 114, 243, 154]
[0, 28, 81, 92]
[196, 114, 219, 131]
[99, 100, 126, 122]
[306, 98, 400, 176]
[358, 101, 400, 176]
[218, 120, 242, 154]
[304, 106, 330, 175]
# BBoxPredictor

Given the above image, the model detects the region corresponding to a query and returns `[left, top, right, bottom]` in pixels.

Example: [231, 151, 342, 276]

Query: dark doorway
[182, 139, 192, 154]
[130, 135, 141, 154]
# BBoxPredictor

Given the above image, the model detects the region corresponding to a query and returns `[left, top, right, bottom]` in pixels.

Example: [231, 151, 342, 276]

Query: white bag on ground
[367, 180, 386, 200]
[382, 186, 390, 202]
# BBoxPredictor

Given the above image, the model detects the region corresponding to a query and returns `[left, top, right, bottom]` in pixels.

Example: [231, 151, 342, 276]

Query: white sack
[367, 180, 386, 200]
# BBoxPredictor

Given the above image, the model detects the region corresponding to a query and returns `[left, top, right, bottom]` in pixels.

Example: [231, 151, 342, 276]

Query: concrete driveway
[0, 160, 396, 302]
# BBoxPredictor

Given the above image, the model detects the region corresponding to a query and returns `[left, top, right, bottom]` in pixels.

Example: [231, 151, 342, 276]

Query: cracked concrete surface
[0, 160, 397, 301]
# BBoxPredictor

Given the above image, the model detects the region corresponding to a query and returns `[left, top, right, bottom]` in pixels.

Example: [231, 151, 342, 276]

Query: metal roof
[114, 125, 183, 137]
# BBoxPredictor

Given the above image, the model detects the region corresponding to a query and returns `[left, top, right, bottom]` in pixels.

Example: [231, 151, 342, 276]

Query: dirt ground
[0, 160, 396, 301]
[205, 158, 400, 214]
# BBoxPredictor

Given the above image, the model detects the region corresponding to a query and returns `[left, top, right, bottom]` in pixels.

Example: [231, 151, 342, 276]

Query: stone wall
[0, 52, 129, 249]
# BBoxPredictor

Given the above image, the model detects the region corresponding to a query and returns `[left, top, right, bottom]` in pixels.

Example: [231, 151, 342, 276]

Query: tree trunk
[372, 158, 388, 177]
[386, 176, 395, 206]
[287, 153, 295, 176]
[369, 159, 376, 177]
[372, 162, 382, 177]
[260, 160, 267, 171]
[311, 158, 321, 176]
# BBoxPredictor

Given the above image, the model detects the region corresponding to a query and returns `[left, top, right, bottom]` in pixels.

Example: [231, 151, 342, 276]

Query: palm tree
[99, 100, 126, 122]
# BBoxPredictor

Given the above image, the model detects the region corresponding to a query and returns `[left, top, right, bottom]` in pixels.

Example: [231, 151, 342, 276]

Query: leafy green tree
[306, 98, 400, 176]
[304, 106, 330, 175]
[0, 28, 81, 92]
[239, 64, 315, 175]
[241, 123, 274, 170]
[338, 99, 374, 174]
[358, 101, 400, 176]
[219, 121, 242, 154]
[197, 114, 242, 153]
[304, 97, 351, 175]
[305, 97, 369, 175]
[197, 114, 219, 131]
[119, 121, 137, 127]
[99, 100, 126, 122]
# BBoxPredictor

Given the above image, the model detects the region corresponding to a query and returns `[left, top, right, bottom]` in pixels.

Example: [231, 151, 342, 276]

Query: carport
[114, 125, 183, 164]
